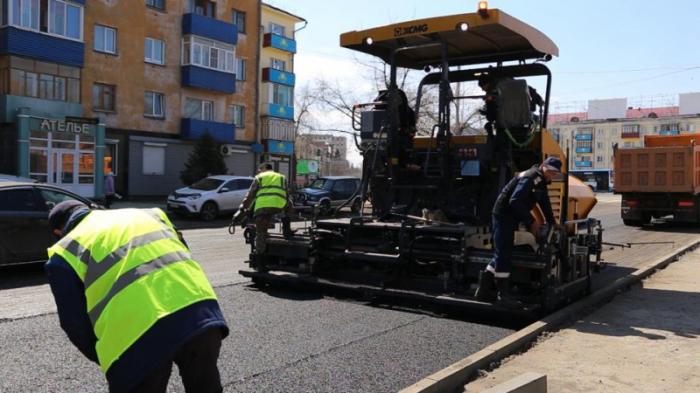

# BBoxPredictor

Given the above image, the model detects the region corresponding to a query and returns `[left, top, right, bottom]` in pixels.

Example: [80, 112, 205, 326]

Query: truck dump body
[614, 146, 700, 194]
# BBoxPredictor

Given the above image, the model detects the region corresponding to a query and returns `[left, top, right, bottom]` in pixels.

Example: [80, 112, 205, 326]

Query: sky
[264, 0, 700, 160]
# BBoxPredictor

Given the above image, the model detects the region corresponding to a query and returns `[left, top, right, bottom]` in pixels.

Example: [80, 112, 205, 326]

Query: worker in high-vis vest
[238, 162, 294, 256]
[45, 200, 228, 393]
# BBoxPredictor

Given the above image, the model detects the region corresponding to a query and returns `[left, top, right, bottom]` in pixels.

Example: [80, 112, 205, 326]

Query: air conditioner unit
[221, 144, 236, 156]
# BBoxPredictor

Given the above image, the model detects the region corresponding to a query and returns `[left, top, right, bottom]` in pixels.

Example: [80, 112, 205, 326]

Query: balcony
[0, 27, 84, 67]
[621, 132, 640, 139]
[575, 161, 592, 168]
[261, 117, 295, 141]
[181, 66, 236, 93]
[575, 147, 592, 153]
[264, 103, 294, 120]
[659, 130, 680, 136]
[182, 13, 238, 45]
[262, 68, 295, 87]
[574, 134, 593, 141]
[181, 118, 235, 144]
[263, 33, 297, 53]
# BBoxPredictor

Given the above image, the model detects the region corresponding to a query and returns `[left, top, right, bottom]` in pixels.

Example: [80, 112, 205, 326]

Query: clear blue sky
[267, 0, 700, 112]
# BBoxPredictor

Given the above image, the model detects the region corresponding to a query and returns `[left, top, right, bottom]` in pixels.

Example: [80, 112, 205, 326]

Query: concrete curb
[399, 240, 700, 393]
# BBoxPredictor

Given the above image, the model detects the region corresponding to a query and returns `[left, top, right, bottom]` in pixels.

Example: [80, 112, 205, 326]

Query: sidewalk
[464, 249, 700, 393]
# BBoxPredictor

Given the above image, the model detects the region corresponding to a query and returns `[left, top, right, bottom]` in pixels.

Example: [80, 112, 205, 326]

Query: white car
[167, 175, 254, 220]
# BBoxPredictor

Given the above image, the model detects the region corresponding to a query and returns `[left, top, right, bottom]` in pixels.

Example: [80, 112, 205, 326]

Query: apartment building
[258, 3, 305, 179]
[0, 0, 261, 198]
[296, 133, 348, 178]
[549, 93, 700, 189]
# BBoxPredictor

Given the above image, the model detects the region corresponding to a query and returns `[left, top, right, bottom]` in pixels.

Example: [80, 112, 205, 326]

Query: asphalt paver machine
[240, 5, 603, 314]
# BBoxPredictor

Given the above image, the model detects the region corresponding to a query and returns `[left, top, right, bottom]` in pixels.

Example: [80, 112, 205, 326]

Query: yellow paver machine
[240, 4, 602, 314]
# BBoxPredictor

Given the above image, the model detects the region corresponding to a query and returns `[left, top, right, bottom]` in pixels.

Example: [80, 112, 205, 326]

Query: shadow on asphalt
[245, 281, 532, 330]
[0, 263, 48, 290]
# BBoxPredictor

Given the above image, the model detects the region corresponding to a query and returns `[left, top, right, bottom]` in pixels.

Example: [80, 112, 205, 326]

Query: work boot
[282, 217, 293, 239]
[495, 278, 523, 309]
[474, 270, 497, 302]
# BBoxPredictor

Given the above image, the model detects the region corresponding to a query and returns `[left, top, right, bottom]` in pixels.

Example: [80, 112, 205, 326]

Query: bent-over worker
[475, 156, 563, 307]
[45, 200, 228, 393]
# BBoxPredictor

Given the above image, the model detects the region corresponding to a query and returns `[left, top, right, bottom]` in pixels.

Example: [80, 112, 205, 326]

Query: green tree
[180, 132, 228, 185]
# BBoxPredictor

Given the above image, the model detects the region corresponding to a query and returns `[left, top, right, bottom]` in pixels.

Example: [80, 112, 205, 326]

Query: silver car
[167, 175, 254, 220]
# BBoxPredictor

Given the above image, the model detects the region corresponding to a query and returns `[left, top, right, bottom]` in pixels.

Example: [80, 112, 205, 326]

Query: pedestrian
[236, 163, 294, 258]
[104, 170, 115, 208]
[45, 200, 229, 393]
[475, 156, 563, 308]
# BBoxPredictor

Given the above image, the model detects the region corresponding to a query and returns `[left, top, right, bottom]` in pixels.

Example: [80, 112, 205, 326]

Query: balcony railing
[181, 66, 236, 93]
[262, 68, 295, 86]
[261, 116, 295, 141]
[659, 130, 680, 136]
[182, 13, 238, 45]
[575, 161, 592, 167]
[263, 33, 297, 53]
[265, 103, 294, 120]
[575, 147, 592, 153]
[621, 132, 640, 139]
[181, 118, 235, 143]
[0, 27, 84, 67]
[574, 134, 593, 141]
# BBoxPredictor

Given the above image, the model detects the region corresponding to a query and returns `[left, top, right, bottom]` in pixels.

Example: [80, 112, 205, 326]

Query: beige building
[258, 3, 305, 179]
[296, 133, 351, 177]
[549, 94, 700, 184]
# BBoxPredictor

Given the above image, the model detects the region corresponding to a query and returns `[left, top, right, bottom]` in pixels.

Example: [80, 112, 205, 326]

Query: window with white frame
[142, 144, 165, 175]
[235, 58, 245, 81]
[146, 0, 165, 10]
[182, 36, 235, 74]
[145, 38, 165, 64]
[272, 84, 293, 107]
[10, 0, 83, 41]
[269, 22, 285, 36]
[184, 97, 214, 121]
[229, 105, 244, 128]
[94, 25, 117, 54]
[144, 91, 164, 118]
[270, 58, 286, 71]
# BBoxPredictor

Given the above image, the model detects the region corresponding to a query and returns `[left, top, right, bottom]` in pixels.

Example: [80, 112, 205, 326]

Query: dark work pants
[126, 328, 223, 393]
[487, 213, 515, 278]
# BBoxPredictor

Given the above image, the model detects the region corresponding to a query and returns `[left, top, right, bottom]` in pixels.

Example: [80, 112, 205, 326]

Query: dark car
[0, 182, 100, 266]
[297, 176, 362, 215]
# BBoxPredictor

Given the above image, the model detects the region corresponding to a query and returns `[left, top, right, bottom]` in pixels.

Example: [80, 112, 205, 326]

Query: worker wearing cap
[45, 200, 228, 393]
[237, 162, 294, 257]
[475, 156, 563, 307]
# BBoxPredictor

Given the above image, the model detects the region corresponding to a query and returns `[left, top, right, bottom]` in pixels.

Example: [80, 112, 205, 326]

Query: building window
[596, 142, 603, 149]
[184, 97, 214, 121]
[621, 124, 640, 138]
[145, 38, 165, 65]
[144, 91, 164, 118]
[235, 58, 245, 81]
[270, 58, 286, 71]
[186, 0, 216, 18]
[229, 105, 244, 128]
[182, 36, 235, 74]
[269, 22, 285, 36]
[146, 0, 165, 10]
[92, 83, 115, 111]
[596, 156, 603, 163]
[272, 84, 293, 107]
[659, 123, 680, 132]
[10, 0, 83, 41]
[94, 25, 117, 54]
[6, 60, 79, 102]
[142, 143, 165, 175]
[232, 9, 245, 33]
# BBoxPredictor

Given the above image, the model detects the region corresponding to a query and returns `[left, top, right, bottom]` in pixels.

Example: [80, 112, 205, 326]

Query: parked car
[167, 175, 254, 220]
[0, 182, 100, 266]
[296, 176, 362, 215]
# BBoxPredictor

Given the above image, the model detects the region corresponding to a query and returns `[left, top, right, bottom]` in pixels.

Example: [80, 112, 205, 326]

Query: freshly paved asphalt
[1, 194, 699, 392]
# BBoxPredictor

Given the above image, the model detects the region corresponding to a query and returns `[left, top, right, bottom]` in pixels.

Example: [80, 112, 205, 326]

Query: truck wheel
[623, 219, 643, 227]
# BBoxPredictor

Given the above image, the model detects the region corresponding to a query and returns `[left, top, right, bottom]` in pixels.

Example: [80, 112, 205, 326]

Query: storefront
[19, 114, 105, 198]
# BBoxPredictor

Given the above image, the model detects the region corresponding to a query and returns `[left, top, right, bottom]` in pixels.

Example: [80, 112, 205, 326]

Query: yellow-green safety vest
[47, 208, 218, 373]
[254, 171, 287, 211]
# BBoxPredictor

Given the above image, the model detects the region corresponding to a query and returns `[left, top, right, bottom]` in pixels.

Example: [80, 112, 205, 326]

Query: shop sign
[40, 118, 93, 135]
[297, 159, 319, 174]
[266, 139, 294, 155]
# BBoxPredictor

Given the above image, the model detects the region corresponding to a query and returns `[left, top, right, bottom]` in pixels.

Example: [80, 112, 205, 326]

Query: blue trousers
[487, 213, 515, 278]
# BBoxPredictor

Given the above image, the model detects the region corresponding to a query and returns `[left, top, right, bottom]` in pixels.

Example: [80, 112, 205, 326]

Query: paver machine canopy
[240, 4, 602, 315]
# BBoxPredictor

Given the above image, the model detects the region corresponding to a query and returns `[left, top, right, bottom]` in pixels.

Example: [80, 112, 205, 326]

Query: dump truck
[239, 3, 603, 314]
[615, 133, 700, 226]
